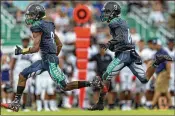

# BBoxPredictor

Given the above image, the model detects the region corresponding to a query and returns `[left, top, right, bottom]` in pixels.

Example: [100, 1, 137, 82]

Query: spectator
[127, 1, 143, 13]
[140, 1, 150, 14]
[16, 9, 23, 23]
[54, 8, 70, 31]
[2, 1, 13, 8]
[148, 1, 165, 27]
[1, 53, 12, 106]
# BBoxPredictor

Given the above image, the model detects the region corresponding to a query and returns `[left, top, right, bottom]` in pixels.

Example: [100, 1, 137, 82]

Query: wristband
[22, 48, 30, 54]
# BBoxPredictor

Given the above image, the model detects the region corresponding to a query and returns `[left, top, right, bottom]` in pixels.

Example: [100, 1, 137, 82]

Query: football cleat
[90, 76, 103, 88]
[88, 102, 104, 111]
[1, 99, 21, 112]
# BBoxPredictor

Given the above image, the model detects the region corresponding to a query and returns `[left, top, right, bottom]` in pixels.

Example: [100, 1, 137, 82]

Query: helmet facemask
[100, 9, 116, 23]
[25, 4, 46, 25]
[100, 9, 111, 22]
[25, 12, 37, 25]
[100, 2, 121, 23]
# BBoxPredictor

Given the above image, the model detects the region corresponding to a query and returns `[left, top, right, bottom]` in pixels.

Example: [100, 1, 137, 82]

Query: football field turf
[1, 108, 174, 115]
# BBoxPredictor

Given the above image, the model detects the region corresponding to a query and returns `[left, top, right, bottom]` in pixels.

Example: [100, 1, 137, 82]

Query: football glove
[15, 45, 30, 55]
[15, 46, 22, 55]
[99, 43, 110, 50]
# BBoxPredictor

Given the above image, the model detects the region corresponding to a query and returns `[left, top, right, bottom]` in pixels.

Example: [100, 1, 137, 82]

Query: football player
[1, 4, 100, 112]
[88, 1, 172, 110]
[10, 37, 33, 111]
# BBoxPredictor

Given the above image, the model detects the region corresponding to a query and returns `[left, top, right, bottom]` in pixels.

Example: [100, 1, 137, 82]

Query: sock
[98, 82, 109, 104]
[98, 92, 106, 104]
[44, 100, 49, 109]
[120, 100, 126, 106]
[63, 96, 69, 106]
[108, 104, 114, 109]
[78, 81, 90, 88]
[49, 100, 56, 109]
[22, 103, 26, 109]
[7, 98, 11, 103]
[141, 96, 146, 105]
[146, 101, 152, 106]
[171, 96, 175, 106]
[54, 100, 58, 109]
[102, 85, 108, 93]
[16, 86, 25, 100]
[83, 97, 90, 108]
[127, 100, 132, 107]
[2, 98, 6, 103]
[53, 100, 58, 109]
[36, 100, 42, 110]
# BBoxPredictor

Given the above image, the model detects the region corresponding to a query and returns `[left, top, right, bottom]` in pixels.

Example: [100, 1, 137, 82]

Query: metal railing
[128, 12, 151, 41]
[128, 6, 174, 45]
[1, 6, 16, 40]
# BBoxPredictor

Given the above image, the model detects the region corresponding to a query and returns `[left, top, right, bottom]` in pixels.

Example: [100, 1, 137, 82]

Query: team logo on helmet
[100, 2, 121, 23]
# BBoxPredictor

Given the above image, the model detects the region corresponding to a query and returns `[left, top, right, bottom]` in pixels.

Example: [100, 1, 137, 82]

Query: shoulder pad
[30, 21, 43, 32]
[109, 18, 129, 29]
[108, 18, 121, 28]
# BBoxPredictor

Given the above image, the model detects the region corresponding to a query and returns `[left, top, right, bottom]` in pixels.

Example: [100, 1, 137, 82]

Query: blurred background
[1, 0, 175, 113]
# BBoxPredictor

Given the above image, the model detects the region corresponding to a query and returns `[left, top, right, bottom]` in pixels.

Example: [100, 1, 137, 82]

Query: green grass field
[1, 108, 174, 115]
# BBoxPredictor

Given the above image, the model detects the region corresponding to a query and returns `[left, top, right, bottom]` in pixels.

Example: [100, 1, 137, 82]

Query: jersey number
[128, 29, 132, 43]
[51, 31, 55, 44]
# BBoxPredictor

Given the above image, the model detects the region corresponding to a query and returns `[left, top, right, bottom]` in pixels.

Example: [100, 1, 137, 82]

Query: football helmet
[25, 4, 45, 25]
[100, 1, 121, 22]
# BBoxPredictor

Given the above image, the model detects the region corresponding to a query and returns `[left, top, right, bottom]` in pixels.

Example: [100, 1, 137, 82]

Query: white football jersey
[164, 47, 175, 60]
[13, 53, 33, 73]
[140, 48, 156, 61]
[31, 52, 42, 62]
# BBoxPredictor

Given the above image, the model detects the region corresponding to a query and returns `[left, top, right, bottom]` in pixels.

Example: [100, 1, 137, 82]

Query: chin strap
[107, 9, 118, 23]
